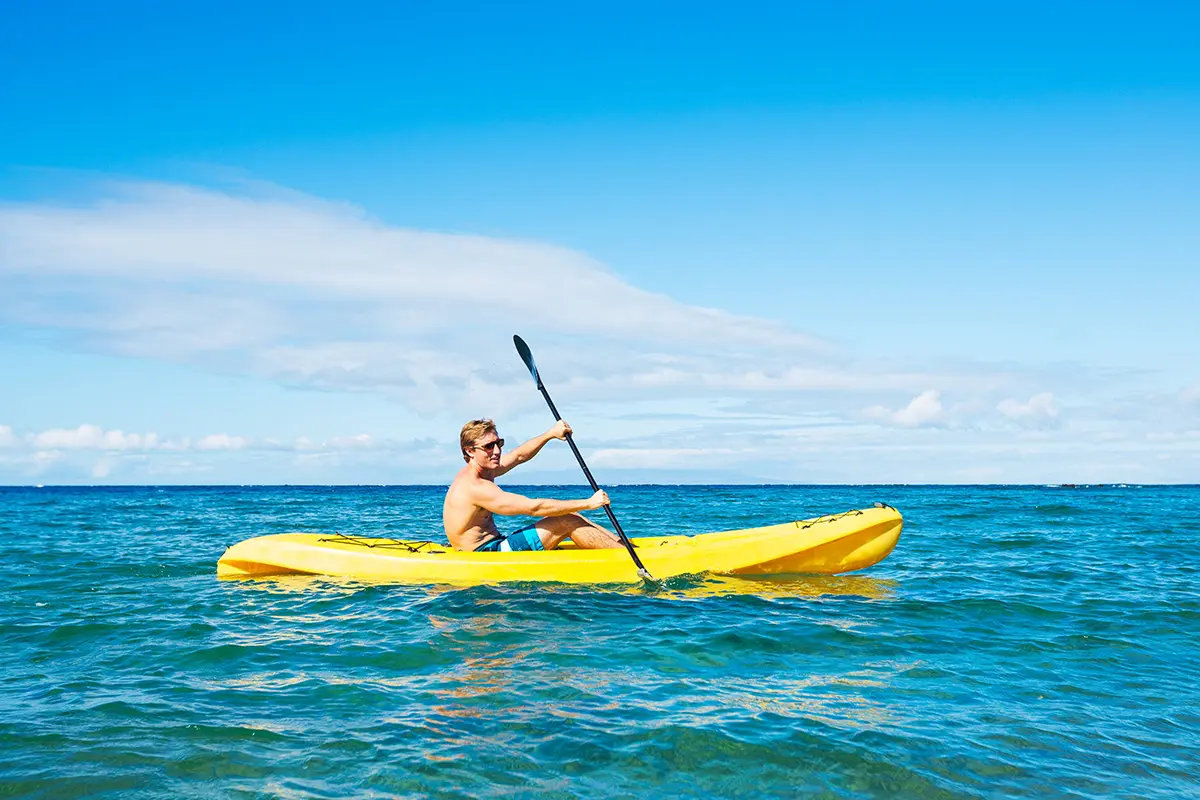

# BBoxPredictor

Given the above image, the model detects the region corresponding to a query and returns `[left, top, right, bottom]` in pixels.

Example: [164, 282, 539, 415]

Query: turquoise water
[2, 485, 1197, 799]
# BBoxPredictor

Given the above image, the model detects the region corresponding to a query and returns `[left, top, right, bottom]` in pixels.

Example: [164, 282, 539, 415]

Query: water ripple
[1, 485, 1198, 798]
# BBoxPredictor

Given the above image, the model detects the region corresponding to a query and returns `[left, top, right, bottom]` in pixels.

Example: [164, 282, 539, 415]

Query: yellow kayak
[216, 505, 902, 585]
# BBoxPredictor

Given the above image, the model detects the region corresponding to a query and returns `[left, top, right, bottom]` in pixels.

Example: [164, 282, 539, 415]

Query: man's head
[460, 418, 504, 466]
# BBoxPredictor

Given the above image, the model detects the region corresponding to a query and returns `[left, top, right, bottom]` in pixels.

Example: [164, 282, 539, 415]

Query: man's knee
[529, 520, 565, 549]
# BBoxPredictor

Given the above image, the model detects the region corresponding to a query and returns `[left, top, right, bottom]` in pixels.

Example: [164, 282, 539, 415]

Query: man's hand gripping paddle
[513, 335, 653, 581]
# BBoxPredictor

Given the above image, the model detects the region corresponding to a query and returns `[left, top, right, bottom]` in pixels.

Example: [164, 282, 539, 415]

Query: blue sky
[1, 1, 1198, 484]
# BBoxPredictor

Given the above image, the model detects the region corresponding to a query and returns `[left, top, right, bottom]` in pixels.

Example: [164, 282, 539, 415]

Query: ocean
[2, 484, 1197, 798]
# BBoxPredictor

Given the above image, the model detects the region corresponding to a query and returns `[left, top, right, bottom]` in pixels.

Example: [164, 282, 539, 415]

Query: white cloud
[0, 180, 1019, 419]
[1, 423, 429, 457]
[0, 181, 816, 350]
[0, 422, 449, 483]
[328, 434, 374, 448]
[30, 424, 160, 450]
[2, 410, 1197, 483]
[195, 433, 249, 451]
[30, 425, 101, 449]
[998, 392, 1059, 422]
[2, 179, 1196, 482]
[865, 390, 945, 428]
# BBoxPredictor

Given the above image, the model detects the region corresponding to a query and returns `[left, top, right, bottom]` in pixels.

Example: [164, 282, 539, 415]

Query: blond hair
[459, 418, 497, 462]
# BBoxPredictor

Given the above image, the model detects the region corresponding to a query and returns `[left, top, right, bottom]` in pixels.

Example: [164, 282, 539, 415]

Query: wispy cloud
[0, 423, 407, 455]
[0, 179, 1019, 417]
[2, 178, 1195, 482]
[997, 392, 1060, 428]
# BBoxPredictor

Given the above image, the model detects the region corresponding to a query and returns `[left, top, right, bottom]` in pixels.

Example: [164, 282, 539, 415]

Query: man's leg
[534, 513, 623, 550]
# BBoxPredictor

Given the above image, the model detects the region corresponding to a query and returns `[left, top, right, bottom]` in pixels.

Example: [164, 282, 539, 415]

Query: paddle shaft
[533, 384, 651, 578]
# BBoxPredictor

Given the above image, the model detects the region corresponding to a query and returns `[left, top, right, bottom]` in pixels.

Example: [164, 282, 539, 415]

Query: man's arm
[495, 420, 571, 476]
[470, 479, 608, 518]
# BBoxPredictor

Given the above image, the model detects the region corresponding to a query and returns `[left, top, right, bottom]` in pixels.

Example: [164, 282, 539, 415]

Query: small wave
[1032, 503, 1089, 515]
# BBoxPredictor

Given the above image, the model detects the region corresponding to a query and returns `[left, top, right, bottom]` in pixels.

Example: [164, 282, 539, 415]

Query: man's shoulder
[446, 467, 469, 492]
[447, 468, 494, 495]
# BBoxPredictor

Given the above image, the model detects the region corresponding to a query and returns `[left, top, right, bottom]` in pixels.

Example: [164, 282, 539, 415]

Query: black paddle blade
[513, 335, 541, 388]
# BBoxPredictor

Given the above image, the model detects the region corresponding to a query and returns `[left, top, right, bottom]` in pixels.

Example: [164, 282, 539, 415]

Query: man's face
[468, 432, 504, 469]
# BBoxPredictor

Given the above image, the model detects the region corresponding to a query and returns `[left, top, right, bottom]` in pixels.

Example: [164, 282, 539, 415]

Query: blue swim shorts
[473, 522, 545, 553]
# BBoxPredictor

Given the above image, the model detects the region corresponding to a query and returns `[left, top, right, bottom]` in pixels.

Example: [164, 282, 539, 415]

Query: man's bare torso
[442, 466, 501, 551]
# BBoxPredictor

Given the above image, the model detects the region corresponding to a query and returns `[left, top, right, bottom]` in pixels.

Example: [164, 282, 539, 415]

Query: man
[443, 418, 623, 552]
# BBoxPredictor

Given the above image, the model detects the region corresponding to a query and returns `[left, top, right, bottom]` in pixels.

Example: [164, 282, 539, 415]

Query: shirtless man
[443, 418, 623, 552]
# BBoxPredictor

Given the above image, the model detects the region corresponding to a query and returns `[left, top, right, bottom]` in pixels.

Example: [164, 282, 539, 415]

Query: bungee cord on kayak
[313, 509, 871, 554]
[317, 533, 448, 554]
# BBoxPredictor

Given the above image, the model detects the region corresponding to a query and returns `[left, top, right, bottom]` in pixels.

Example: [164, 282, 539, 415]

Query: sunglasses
[473, 438, 505, 452]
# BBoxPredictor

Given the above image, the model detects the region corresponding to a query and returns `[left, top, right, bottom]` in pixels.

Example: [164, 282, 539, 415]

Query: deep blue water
[2, 485, 1197, 799]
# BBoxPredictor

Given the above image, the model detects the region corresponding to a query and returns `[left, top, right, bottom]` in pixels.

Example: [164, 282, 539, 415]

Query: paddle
[513, 335, 653, 580]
